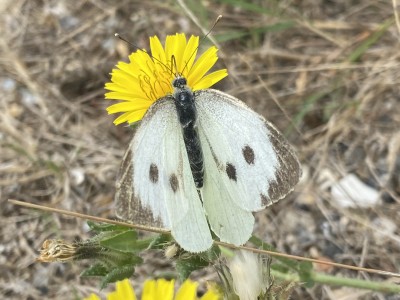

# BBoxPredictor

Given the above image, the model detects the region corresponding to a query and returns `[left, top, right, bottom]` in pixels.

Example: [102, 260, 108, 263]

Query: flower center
[139, 61, 175, 102]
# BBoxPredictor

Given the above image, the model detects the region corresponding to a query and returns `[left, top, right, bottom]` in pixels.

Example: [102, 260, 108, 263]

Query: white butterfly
[115, 76, 301, 253]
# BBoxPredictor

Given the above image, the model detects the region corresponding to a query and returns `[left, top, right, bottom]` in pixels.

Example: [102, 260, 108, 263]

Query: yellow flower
[84, 295, 101, 300]
[105, 33, 228, 125]
[83, 279, 136, 300]
[107, 279, 137, 300]
[83, 278, 221, 300]
[142, 279, 174, 300]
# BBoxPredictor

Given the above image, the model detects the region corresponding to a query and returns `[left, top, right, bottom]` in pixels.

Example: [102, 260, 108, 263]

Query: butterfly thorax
[172, 76, 204, 189]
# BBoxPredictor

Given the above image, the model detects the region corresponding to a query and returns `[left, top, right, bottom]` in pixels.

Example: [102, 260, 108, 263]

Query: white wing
[200, 142, 255, 245]
[196, 89, 301, 244]
[115, 97, 212, 252]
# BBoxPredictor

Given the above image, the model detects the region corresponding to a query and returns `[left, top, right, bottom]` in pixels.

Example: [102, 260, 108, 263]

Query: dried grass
[1, 1, 399, 299]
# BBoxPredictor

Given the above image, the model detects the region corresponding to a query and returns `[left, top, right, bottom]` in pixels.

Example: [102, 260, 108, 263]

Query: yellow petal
[165, 34, 186, 72]
[142, 280, 156, 300]
[107, 279, 137, 300]
[155, 279, 175, 300]
[181, 35, 199, 78]
[142, 279, 175, 300]
[193, 69, 228, 91]
[150, 35, 167, 64]
[187, 46, 219, 87]
[106, 101, 152, 114]
[83, 294, 101, 300]
[112, 110, 146, 125]
[174, 280, 198, 300]
[200, 289, 222, 300]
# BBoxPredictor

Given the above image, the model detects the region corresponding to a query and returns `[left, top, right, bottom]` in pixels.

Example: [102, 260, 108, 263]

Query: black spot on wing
[226, 163, 237, 181]
[149, 163, 159, 183]
[242, 145, 255, 165]
[169, 174, 179, 193]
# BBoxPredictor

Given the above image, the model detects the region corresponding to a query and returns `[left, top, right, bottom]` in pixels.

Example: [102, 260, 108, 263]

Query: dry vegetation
[1, 0, 400, 299]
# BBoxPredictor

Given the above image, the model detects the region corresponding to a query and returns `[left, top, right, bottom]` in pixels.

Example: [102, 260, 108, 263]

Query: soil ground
[1, 1, 400, 299]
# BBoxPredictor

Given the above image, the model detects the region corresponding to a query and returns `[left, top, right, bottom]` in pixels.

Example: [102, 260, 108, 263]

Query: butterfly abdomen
[173, 77, 204, 189]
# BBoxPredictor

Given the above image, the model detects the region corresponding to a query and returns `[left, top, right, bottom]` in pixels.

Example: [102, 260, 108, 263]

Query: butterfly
[114, 74, 301, 253]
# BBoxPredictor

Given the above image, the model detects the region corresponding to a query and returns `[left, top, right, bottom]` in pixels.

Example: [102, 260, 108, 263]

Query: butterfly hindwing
[115, 97, 212, 252]
[200, 142, 255, 245]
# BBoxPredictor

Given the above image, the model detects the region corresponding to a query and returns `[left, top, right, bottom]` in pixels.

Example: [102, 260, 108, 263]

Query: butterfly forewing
[115, 142, 165, 228]
[115, 98, 175, 228]
[115, 97, 212, 252]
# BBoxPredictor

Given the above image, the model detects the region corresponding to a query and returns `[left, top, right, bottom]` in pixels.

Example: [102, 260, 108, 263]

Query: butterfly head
[172, 76, 187, 89]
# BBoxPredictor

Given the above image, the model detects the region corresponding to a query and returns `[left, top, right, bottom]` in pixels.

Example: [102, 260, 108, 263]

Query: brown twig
[9, 199, 400, 279]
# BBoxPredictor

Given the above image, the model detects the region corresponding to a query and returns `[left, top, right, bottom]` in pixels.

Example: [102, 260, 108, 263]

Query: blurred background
[1, 0, 399, 299]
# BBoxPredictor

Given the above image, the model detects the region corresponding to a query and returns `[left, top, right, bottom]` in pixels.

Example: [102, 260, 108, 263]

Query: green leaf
[119, 254, 143, 267]
[346, 18, 393, 63]
[100, 230, 149, 253]
[216, 0, 275, 15]
[299, 261, 314, 287]
[86, 221, 130, 233]
[270, 263, 290, 274]
[81, 263, 109, 277]
[176, 255, 210, 281]
[148, 234, 172, 250]
[287, 88, 334, 135]
[200, 244, 221, 261]
[216, 22, 294, 43]
[100, 265, 135, 289]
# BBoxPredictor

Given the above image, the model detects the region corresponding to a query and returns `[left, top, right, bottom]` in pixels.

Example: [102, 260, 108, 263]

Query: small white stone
[70, 168, 85, 185]
[331, 174, 379, 208]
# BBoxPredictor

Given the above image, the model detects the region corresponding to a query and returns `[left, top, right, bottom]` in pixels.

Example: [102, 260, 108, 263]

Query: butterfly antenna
[114, 33, 173, 74]
[114, 33, 140, 51]
[180, 15, 222, 76]
[201, 15, 223, 47]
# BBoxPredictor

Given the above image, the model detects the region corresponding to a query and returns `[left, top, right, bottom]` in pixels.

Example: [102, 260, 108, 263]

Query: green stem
[271, 270, 400, 294]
